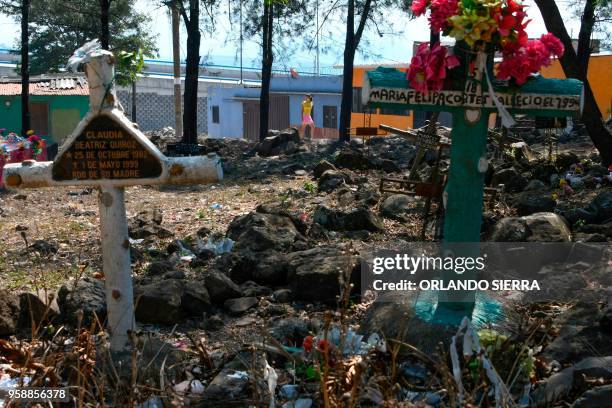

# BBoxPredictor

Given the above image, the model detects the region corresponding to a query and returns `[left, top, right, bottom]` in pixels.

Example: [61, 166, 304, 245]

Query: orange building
[540, 53, 612, 119]
[350, 64, 414, 132]
[350, 54, 612, 132]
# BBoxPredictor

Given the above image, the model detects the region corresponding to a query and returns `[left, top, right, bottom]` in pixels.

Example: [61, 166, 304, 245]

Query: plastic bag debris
[227, 371, 248, 380]
[450, 317, 516, 408]
[305, 328, 385, 357]
[66, 39, 101, 72]
[0, 376, 31, 407]
[174, 379, 205, 395]
[282, 398, 312, 408]
[137, 396, 164, 408]
[264, 360, 278, 408]
[280, 384, 299, 400]
[196, 236, 235, 255]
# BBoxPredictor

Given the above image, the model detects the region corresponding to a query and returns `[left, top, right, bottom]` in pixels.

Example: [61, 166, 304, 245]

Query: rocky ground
[0, 127, 611, 407]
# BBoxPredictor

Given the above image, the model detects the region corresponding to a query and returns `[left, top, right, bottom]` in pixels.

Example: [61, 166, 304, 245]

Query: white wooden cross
[2, 50, 223, 352]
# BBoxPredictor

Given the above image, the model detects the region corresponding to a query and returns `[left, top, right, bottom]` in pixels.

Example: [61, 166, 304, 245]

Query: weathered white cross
[2, 50, 223, 352]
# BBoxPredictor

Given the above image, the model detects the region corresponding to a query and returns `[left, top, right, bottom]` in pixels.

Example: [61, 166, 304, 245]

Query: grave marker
[365, 63, 583, 324]
[2, 48, 223, 352]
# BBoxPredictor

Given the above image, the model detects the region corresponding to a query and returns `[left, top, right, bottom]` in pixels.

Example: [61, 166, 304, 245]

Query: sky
[0, 0, 584, 72]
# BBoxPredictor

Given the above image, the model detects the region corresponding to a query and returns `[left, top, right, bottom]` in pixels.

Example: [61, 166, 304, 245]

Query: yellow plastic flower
[26, 129, 34, 136]
[448, 0, 499, 47]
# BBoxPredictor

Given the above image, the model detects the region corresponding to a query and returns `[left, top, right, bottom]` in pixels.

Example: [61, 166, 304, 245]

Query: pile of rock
[144, 127, 179, 151]
[254, 128, 307, 157]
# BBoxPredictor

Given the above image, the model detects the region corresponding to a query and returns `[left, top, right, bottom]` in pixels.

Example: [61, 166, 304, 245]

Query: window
[212, 105, 220, 124]
[322, 105, 338, 128]
[352, 88, 376, 114]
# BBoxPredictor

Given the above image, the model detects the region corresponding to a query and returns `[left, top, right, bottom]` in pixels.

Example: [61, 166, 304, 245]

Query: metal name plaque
[52, 115, 162, 181]
[416, 131, 440, 150]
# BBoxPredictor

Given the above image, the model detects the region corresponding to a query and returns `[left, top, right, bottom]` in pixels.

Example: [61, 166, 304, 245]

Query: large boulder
[19, 290, 60, 327]
[255, 128, 301, 156]
[489, 212, 571, 242]
[223, 297, 258, 315]
[134, 279, 183, 324]
[0, 290, 20, 336]
[313, 160, 337, 179]
[58, 278, 107, 326]
[491, 167, 528, 193]
[317, 169, 355, 193]
[532, 163, 557, 183]
[128, 209, 173, 239]
[523, 179, 547, 192]
[334, 149, 377, 170]
[379, 194, 417, 220]
[573, 385, 612, 408]
[515, 192, 556, 216]
[223, 206, 310, 285]
[532, 357, 612, 407]
[313, 205, 384, 232]
[227, 211, 306, 253]
[562, 191, 612, 225]
[555, 151, 579, 170]
[205, 272, 243, 304]
[285, 246, 360, 302]
[181, 282, 212, 316]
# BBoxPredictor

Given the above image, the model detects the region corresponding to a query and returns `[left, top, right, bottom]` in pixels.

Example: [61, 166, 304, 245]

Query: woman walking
[301, 94, 314, 139]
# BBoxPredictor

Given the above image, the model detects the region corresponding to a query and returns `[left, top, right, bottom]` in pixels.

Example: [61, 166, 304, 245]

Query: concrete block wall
[117, 76, 211, 134]
[117, 90, 208, 134]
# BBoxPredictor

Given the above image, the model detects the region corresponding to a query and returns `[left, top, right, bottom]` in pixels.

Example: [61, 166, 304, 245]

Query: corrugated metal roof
[0, 76, 89, 96]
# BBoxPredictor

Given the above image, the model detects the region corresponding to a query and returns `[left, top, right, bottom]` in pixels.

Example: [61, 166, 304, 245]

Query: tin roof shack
[0, 75, 89, 154]
[207, 75, 342, 140]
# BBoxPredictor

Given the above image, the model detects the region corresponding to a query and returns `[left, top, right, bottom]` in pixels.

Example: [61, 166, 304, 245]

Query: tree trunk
[338, 0, 355, 142]
[21, 0, 30, 136]
[100, 0, 110, 50]
[577, 0, 596, 77]
[182, 0, 200, 145]
[259, 1, 273, 141]
[425, 30, 440, 122]
[534, 0, 612, 166]
[131, 80, 137, 122]
[172, 1, 183, 139]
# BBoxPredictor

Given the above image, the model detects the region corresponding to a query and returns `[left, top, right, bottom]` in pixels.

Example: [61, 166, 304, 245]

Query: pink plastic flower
[407, 42, 459, 93]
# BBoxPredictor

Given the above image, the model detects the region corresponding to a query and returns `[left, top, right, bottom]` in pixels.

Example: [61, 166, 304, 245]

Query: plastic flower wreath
[0, 144, 9, 161]
[407, 42, 460, 93]
[410, 0, 564, 86]
[27, 134, 44, 156]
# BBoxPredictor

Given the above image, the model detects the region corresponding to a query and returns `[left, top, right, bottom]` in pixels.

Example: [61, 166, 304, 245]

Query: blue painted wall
[207, 76, 342, 139]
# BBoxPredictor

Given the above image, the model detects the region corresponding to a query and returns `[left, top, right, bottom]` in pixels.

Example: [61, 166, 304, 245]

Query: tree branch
[354, 0, 373, 49]
[179, 0, 190, 26]
[577, 0, 596, 76]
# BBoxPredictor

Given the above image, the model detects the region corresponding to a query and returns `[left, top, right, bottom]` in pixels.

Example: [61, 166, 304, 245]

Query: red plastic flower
[303, 335, 314, 353]
[429, 0, 458, 32]
[317, 339, 330, 354]
[411, 0, 428, 16]
[407, 42, 459, 93]
[497, 33, 564, 85]
[540, 33, 564, 57]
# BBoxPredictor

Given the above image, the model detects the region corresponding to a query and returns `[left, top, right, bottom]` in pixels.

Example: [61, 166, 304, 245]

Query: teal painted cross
[365, 63, 583, 325]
